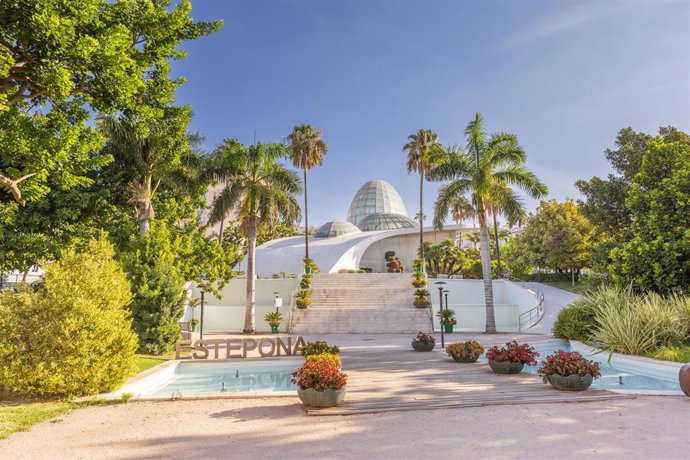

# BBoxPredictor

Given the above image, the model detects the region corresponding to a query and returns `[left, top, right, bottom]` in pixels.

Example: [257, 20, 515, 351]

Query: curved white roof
[346, 180, 408, 227]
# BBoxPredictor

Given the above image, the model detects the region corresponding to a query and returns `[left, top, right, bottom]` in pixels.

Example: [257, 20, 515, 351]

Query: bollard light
[434, 281, 447, 348]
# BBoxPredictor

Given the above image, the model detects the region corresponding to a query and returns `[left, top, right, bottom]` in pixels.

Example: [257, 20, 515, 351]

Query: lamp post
[198, 274, 208, 340]
[434, 281, 447, 348]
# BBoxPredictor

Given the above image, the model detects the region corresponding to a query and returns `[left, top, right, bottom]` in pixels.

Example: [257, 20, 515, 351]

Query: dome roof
[346, 180, 408, 227]
[314, 220, 362, 238]
[358, 213, 418, 231]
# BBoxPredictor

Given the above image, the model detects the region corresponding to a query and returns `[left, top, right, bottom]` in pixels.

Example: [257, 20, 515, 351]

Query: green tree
[423, 239, 471, 277]
[507, 200, 595, 285]
[429, 113, 547, 332]
[0, 0, 221, 205]
[287, 124, 327, 260]
[0, 236, 137, 396]
[209, 140, 301, 333]
[403, 129, 441, 260]
[609, 135, 690, 293]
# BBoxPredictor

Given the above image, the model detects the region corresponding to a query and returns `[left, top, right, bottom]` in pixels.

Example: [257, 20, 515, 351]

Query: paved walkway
[524, 282, 579, 334]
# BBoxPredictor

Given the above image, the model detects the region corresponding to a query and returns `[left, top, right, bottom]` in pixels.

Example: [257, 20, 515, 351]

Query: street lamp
[198, 274, 208, 340]
[434, 281, 447, 348]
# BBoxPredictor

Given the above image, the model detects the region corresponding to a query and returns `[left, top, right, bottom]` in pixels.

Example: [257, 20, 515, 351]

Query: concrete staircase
[290, 273, 433, 334]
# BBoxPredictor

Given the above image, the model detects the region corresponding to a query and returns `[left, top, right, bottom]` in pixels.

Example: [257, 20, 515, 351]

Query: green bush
[552, 302, 596, 342]
[124, 223, 187, 355]
[0, 237, 137, 397]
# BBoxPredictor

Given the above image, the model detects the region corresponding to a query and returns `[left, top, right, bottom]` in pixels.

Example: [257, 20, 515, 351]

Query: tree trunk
[479, 210, 497, 333]
[0, 172, 35, 205]
[303, 168, 309, 259]
[138, 218, 150, 239]
[419, 171, 424, 259]
[572, 269, 575, 287]
[492, 212, 502, 277]
[244, 218, 257, 334]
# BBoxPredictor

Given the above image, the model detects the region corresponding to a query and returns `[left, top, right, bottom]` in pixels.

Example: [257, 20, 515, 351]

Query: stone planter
[411, 340, 435, 352]
[679, 363, 690, 397]
[297, 387, 346, 407]
[449, 353, 479, 363]
[489, 360, 525, 374]
[547, 373, 594, 391]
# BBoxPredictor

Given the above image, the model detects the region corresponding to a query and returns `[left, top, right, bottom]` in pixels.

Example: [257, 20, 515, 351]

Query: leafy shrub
[485, 341, 539, 365]
[552, 302, 596, 342]
[305, 353, 342, 369]
[300, 341, 340, 356]
[299, 274, 312, 289]
[295, 289, 312, 309]
[436, 308, 457, 326]
[124, 223, 187, 355]
[264, 311, 283, 326]
[446, 341, 484, 360]
[413, 331, 435, 344]
[291, 361, 347, 391]
[413, 297, 431, 308]
[414, 288, 430, 297]
[537, 351, 601, 381]
[0, 237, 137, 397]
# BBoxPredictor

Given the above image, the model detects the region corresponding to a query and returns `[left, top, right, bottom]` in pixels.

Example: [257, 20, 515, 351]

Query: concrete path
[524, 282, 580, 334]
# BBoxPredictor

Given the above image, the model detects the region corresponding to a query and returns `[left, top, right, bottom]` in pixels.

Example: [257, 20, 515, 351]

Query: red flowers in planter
[485, 340, 540, 366]
[291, 361, 347, 391]
[537, 350, 601, 381]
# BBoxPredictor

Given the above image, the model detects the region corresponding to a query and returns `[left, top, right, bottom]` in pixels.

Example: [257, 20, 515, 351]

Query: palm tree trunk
[492, 212, 502, 277]
[244, 218, 257, 334]
[303, 168, 309, 259]
[139, 216, 150, 239]
[479, 210, 497, 333]
[419, 171, 424, 259]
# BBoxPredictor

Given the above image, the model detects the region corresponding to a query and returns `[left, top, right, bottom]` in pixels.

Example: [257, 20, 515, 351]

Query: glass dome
[314, 220, 362, 238]
[346, 180, 409, 227]
[358, 213, 418, 231]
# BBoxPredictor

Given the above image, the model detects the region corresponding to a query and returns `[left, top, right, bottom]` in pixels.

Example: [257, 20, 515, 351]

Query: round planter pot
[547, 373, 594, 391]
[489, 360, 525, 374]
[270, 325, 280, 334]
[443, 324, 454, 333]
[191, 324, 199, 332]
[297, 387, 346, 407]
[304, 267, 313, 274]
[450, 353, 479, 363]
[411, 340, 435, 352]
[414, 266, 423, 273]
[679, 363, 690, 397]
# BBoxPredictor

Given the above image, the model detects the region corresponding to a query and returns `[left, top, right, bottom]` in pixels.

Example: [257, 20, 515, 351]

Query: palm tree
[429, 113, 547, 333]
[287, 124, 327, 260]
[403, 129, 441, 259]
[209, 139, 301, 334]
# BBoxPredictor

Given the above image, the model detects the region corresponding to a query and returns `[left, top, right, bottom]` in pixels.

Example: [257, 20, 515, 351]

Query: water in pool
[481, 341, 681, 392]
[150, 360, 300, 396]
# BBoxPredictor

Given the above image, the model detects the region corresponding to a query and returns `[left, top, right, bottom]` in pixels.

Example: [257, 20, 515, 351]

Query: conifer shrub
[0, 237, 137, 397]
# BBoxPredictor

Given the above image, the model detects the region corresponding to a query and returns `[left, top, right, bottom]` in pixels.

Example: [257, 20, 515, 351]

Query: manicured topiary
[0, 237, 138, 397]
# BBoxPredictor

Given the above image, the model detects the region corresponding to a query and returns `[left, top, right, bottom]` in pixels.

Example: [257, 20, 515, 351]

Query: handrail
[511, 277, 546, 331]
[286, 273, 305, 333]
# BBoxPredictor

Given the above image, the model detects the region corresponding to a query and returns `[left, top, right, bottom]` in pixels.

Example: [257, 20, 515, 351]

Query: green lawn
[540, 281, 597, 295]
[1, 354, 170, 440]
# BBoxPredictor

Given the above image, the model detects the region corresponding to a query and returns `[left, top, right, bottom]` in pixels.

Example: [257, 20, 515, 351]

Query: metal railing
[511, 277, 546, 331]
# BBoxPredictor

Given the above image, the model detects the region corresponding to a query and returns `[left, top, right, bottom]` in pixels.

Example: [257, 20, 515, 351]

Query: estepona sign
[175, 336, 306, 360]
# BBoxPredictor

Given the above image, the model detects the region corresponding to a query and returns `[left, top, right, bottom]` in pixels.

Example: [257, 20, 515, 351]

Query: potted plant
[537, 350, 601, 391]
[411, 331, 435, 351]
[300, 274, 312, 289]
[190, 318, 200, 332]
[303, 258, 318, 275]
[291, 361, 348, 407]
[300, 341, 341, 357]
[187, 297, 200, 331]
[411, 272, 427, 288]
[446, 340, 485, 363]
[264, 310, 283, 333]
[485, 340, 540, 374]
[436, 308, 457, 333]
[413, 258, 425, 273]
[295, 289, 312, 309]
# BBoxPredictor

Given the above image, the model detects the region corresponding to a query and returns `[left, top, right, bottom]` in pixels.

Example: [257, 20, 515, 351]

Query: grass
[645, 344, 690, 363]
[541, 281, 598, 295]
[0, 353, 171, 440]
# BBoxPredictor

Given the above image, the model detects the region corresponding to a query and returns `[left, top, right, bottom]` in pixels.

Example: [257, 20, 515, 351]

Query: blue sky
[172, 0, 690, 227]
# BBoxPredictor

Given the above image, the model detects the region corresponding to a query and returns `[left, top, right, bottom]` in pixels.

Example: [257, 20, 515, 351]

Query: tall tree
[287, 124, 327, 260]
[403, 129, 441, 260]
[429, 113, 547, 333]
[0, 0, 221, 205]
[209, 140, 301, 333]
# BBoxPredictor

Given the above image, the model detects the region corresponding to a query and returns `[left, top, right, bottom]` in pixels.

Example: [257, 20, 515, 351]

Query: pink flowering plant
[291, 361, 348, 391]
[537, 351, 601, 382]
[413, 331, 435, 344]
[485, 340, 539, 365]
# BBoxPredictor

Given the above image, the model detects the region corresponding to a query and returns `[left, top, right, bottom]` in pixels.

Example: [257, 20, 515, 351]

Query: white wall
[428, 280, 540, 333]
[187, 278, 298, 333]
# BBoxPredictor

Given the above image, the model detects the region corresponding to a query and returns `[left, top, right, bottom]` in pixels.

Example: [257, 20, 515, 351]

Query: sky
[171, 0, 690, 227]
